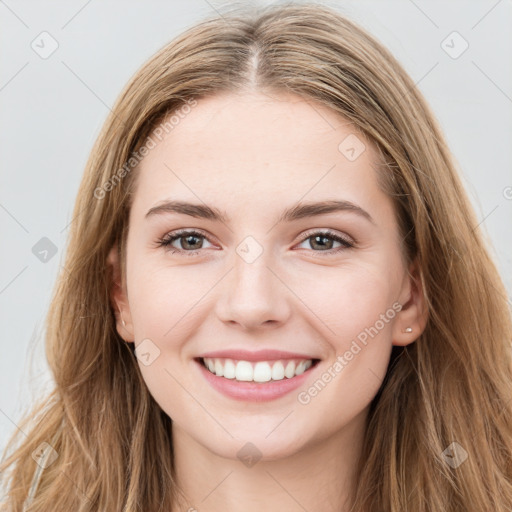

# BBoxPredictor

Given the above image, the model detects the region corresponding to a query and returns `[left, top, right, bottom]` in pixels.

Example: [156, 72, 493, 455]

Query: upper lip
[196, 349, 320, 362]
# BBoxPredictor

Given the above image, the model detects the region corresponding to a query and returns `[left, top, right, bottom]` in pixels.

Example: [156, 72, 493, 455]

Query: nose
[215, 249, 291, 331]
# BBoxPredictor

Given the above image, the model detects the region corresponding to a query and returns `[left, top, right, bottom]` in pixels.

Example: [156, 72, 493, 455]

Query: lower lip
[195, 359, 318, 402]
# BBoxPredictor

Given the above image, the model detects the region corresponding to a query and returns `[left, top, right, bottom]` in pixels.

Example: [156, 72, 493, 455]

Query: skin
[108, 90, 427, 512]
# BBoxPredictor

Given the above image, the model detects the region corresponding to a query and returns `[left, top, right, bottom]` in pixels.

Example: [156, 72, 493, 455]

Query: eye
[156, 228, 355, 257]
[295, 229, 355, 255]
[156, 229, 214, 255]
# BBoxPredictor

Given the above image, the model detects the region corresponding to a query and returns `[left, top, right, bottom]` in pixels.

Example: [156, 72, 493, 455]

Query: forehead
[132, 90, 384, 213]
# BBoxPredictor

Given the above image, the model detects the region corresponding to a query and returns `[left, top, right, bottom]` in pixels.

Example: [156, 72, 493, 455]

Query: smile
[194, 356, 321, 402]
[199, 357, 319, 382]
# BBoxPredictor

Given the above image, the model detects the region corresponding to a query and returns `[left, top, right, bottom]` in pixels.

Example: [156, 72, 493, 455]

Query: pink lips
[194, 349, 320, 402]
[196, 349, 318, 362]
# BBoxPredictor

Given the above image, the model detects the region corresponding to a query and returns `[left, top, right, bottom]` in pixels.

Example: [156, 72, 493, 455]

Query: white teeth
[284, 361, 295, 379]
[201, 357, 316, 382]
[235, 361, 253, 381]
[271, 361, 285, 380]
[253, 361, 272, 383]
[223, 359, 236, 379]
[295, 360, 306, 375]
[214, 359, 224, 377]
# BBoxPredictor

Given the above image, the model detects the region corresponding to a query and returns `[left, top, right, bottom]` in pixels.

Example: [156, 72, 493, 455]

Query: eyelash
[155, 228, 355, 257]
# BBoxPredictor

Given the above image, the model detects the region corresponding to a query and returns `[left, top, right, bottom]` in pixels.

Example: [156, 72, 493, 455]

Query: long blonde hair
[2, 2, 511, 510]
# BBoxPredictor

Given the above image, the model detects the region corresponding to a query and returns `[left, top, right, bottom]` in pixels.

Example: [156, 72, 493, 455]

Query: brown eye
[157, 230, 213, 255]
[296, 230, 354, 254]
[176, 233, 204, 250]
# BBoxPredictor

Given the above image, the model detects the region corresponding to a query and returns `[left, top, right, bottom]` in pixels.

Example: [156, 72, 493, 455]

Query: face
[109, 90, 424, 461]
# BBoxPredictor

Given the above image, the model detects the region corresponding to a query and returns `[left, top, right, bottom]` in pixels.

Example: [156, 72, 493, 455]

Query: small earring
[118, 307, 126, 327]
[404, 327, 412, 333]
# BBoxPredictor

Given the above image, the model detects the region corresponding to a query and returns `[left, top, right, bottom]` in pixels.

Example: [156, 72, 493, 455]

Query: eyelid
[297, 228, 355, 247]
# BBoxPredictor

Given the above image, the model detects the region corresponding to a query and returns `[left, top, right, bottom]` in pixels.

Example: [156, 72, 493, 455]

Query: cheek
[287, 260, 399, 348]
[125, 262, 208, 421]
[291, 270, 397, 423]
[127, 255, 213, 341]
[290, 258, 401, 415]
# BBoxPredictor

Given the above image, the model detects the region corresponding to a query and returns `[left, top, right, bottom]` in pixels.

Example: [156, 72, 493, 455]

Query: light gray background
[1, 0, 511, 454]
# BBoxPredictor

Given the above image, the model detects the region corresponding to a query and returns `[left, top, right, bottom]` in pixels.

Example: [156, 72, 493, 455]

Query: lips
[196, 349, 319, 362]
[194, 349, 320, 383]
[194, 355, 321, 402]
[192, 348, 321, 401]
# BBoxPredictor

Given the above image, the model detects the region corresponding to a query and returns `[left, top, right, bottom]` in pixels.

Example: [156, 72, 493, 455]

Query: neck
[171, 408, 368, 512]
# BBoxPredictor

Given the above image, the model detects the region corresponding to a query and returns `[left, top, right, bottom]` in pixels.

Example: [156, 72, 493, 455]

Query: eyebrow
[145, 199, 375, 225]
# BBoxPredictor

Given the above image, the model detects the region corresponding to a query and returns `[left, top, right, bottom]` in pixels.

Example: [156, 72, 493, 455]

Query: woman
[1, 2, 511, 511]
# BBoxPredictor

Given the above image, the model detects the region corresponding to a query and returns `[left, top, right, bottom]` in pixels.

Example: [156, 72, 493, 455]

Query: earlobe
[392, 258, 428, 346]
[107, 245, 134, 342]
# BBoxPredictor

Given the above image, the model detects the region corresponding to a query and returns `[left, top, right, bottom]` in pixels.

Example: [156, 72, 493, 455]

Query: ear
[107, 244, 134, 342]
[392, 257, 428, 346]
